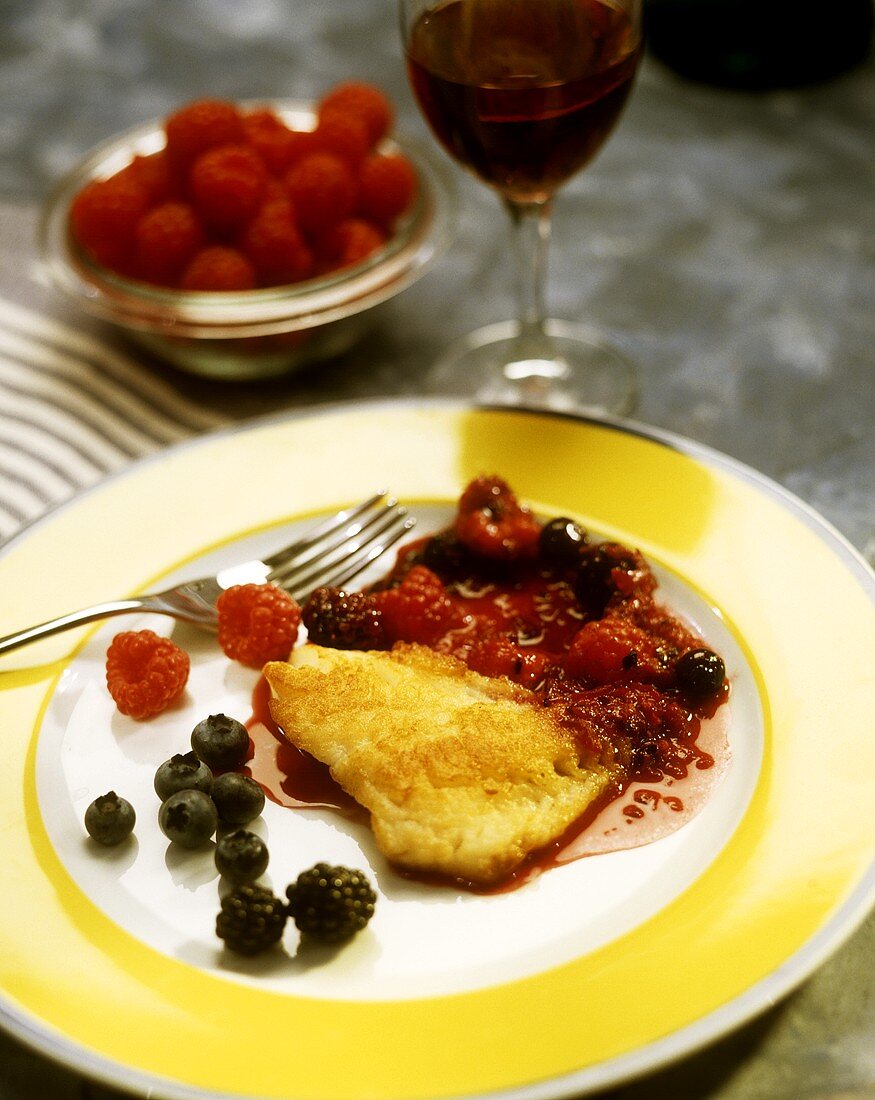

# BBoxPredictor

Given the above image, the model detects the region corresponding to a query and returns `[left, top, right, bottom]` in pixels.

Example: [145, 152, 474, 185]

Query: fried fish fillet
[264, 643, 616, 885]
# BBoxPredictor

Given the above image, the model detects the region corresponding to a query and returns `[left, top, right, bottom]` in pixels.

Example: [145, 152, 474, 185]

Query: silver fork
[0, 492, 414, 656]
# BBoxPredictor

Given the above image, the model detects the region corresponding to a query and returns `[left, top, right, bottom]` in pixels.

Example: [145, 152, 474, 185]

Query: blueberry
[215, 829, 269, 884]
[575, 544, 636, 616]
[539, 517, 587, 568]
[676, 648, 726, 697]
[574, 548, 614, 613]
[84, 791, 136, 846]
[158, 789, 218, 848]
[191, 714, 249, 770]
[154, 751, 213, 801]
[211, 772, 265, 825]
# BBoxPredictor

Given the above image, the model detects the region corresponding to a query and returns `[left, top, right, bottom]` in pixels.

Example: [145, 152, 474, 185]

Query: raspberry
[189, 144, 268, 232]
[317, 218, 385, 270]
[466, 636, 550, 689]
[134, 201, 204, 283]
[375, 565, 459, 645]
[69, 173, 150, 271]
[276, 129, 320, 169]
[318, 82, 393, 146]
[312, 110, 371, 166]
[105, 630, 190, 719]
[284, 153, 357, 236]
[302, 586, 386, 649]
[216, 583, 301, 667]
[565, 618, 667, 686]
[165, 98, 246, 173]
[262, 176, 289, 204]
[243, 110, 317, 175]
[239, 199, 314, 286]
[243, 108, 283, 134]
[454, 476, 541, 561]
[358, 154, 417, 228]
[119, 151, 176, 205]
[180, 246, 256, 291]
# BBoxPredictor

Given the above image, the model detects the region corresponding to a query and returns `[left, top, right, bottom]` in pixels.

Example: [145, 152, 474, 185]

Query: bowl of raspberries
[39, 83, 455, 380]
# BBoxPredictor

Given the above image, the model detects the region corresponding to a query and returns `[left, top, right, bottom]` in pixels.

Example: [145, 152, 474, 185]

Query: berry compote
[246, 476, 731, 888]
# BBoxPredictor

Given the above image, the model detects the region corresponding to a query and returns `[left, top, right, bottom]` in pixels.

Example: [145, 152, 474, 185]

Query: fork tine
[260, 491, 389, 573]
[313, 518, 416, 595]
[281, 514, 415, 602]
[270, 505, 411, 591]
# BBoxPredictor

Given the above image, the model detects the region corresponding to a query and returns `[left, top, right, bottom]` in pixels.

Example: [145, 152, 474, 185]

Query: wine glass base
[428, 320, 636, 416]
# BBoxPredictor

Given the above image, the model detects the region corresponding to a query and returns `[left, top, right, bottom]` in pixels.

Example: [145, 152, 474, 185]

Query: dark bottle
[644, 0, 873, 89]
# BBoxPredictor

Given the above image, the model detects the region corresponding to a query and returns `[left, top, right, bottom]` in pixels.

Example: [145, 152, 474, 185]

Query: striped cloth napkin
[0, 296, 230, 545]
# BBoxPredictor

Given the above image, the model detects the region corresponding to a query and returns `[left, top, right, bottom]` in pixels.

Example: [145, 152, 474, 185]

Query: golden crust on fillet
[263, 643, 615, 885]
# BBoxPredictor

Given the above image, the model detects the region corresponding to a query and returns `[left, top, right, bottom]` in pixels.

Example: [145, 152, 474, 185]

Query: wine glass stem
[503, 197, 569, 391]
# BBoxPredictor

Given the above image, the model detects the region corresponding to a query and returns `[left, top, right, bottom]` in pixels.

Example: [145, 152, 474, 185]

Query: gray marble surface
[0, 1, 873, 1097]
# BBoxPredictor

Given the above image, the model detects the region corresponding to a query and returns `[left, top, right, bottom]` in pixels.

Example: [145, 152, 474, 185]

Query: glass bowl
[39, 101, 456, 381]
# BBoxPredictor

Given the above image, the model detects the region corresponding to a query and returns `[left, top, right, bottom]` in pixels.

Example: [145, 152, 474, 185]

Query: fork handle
[0, 599, 147, 657]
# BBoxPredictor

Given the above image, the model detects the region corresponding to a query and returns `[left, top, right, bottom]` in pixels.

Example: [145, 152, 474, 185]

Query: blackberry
[539, 517, 587, 569]
[158, 788, 218, 848]
[211, 772, 265, 825]
[216, 884, 287, 955]
[286, 863, 376, 943]
[421, 531, 472, 576]
[303, 587, 385, 650]
[191, 713, 250, 770]
[154, 751, 213, 801]
[676, 648, 726, 697]
[84, 791, 135, 846]
[215, 829, 269, 884]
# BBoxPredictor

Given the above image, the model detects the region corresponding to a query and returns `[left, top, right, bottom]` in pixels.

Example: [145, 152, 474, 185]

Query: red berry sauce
[245, 478, 731, 891]
[246, 675, 361, 818]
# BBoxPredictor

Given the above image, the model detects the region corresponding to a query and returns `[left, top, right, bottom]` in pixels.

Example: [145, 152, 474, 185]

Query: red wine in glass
[406, 0, 641, 203]
[401, 0, 643, 413]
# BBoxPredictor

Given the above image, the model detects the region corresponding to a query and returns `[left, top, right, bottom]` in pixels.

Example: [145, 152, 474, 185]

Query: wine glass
[400, 0, 643, 413]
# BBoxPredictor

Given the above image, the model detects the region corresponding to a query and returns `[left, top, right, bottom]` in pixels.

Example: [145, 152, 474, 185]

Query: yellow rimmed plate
[1, 399, 873, 1100]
